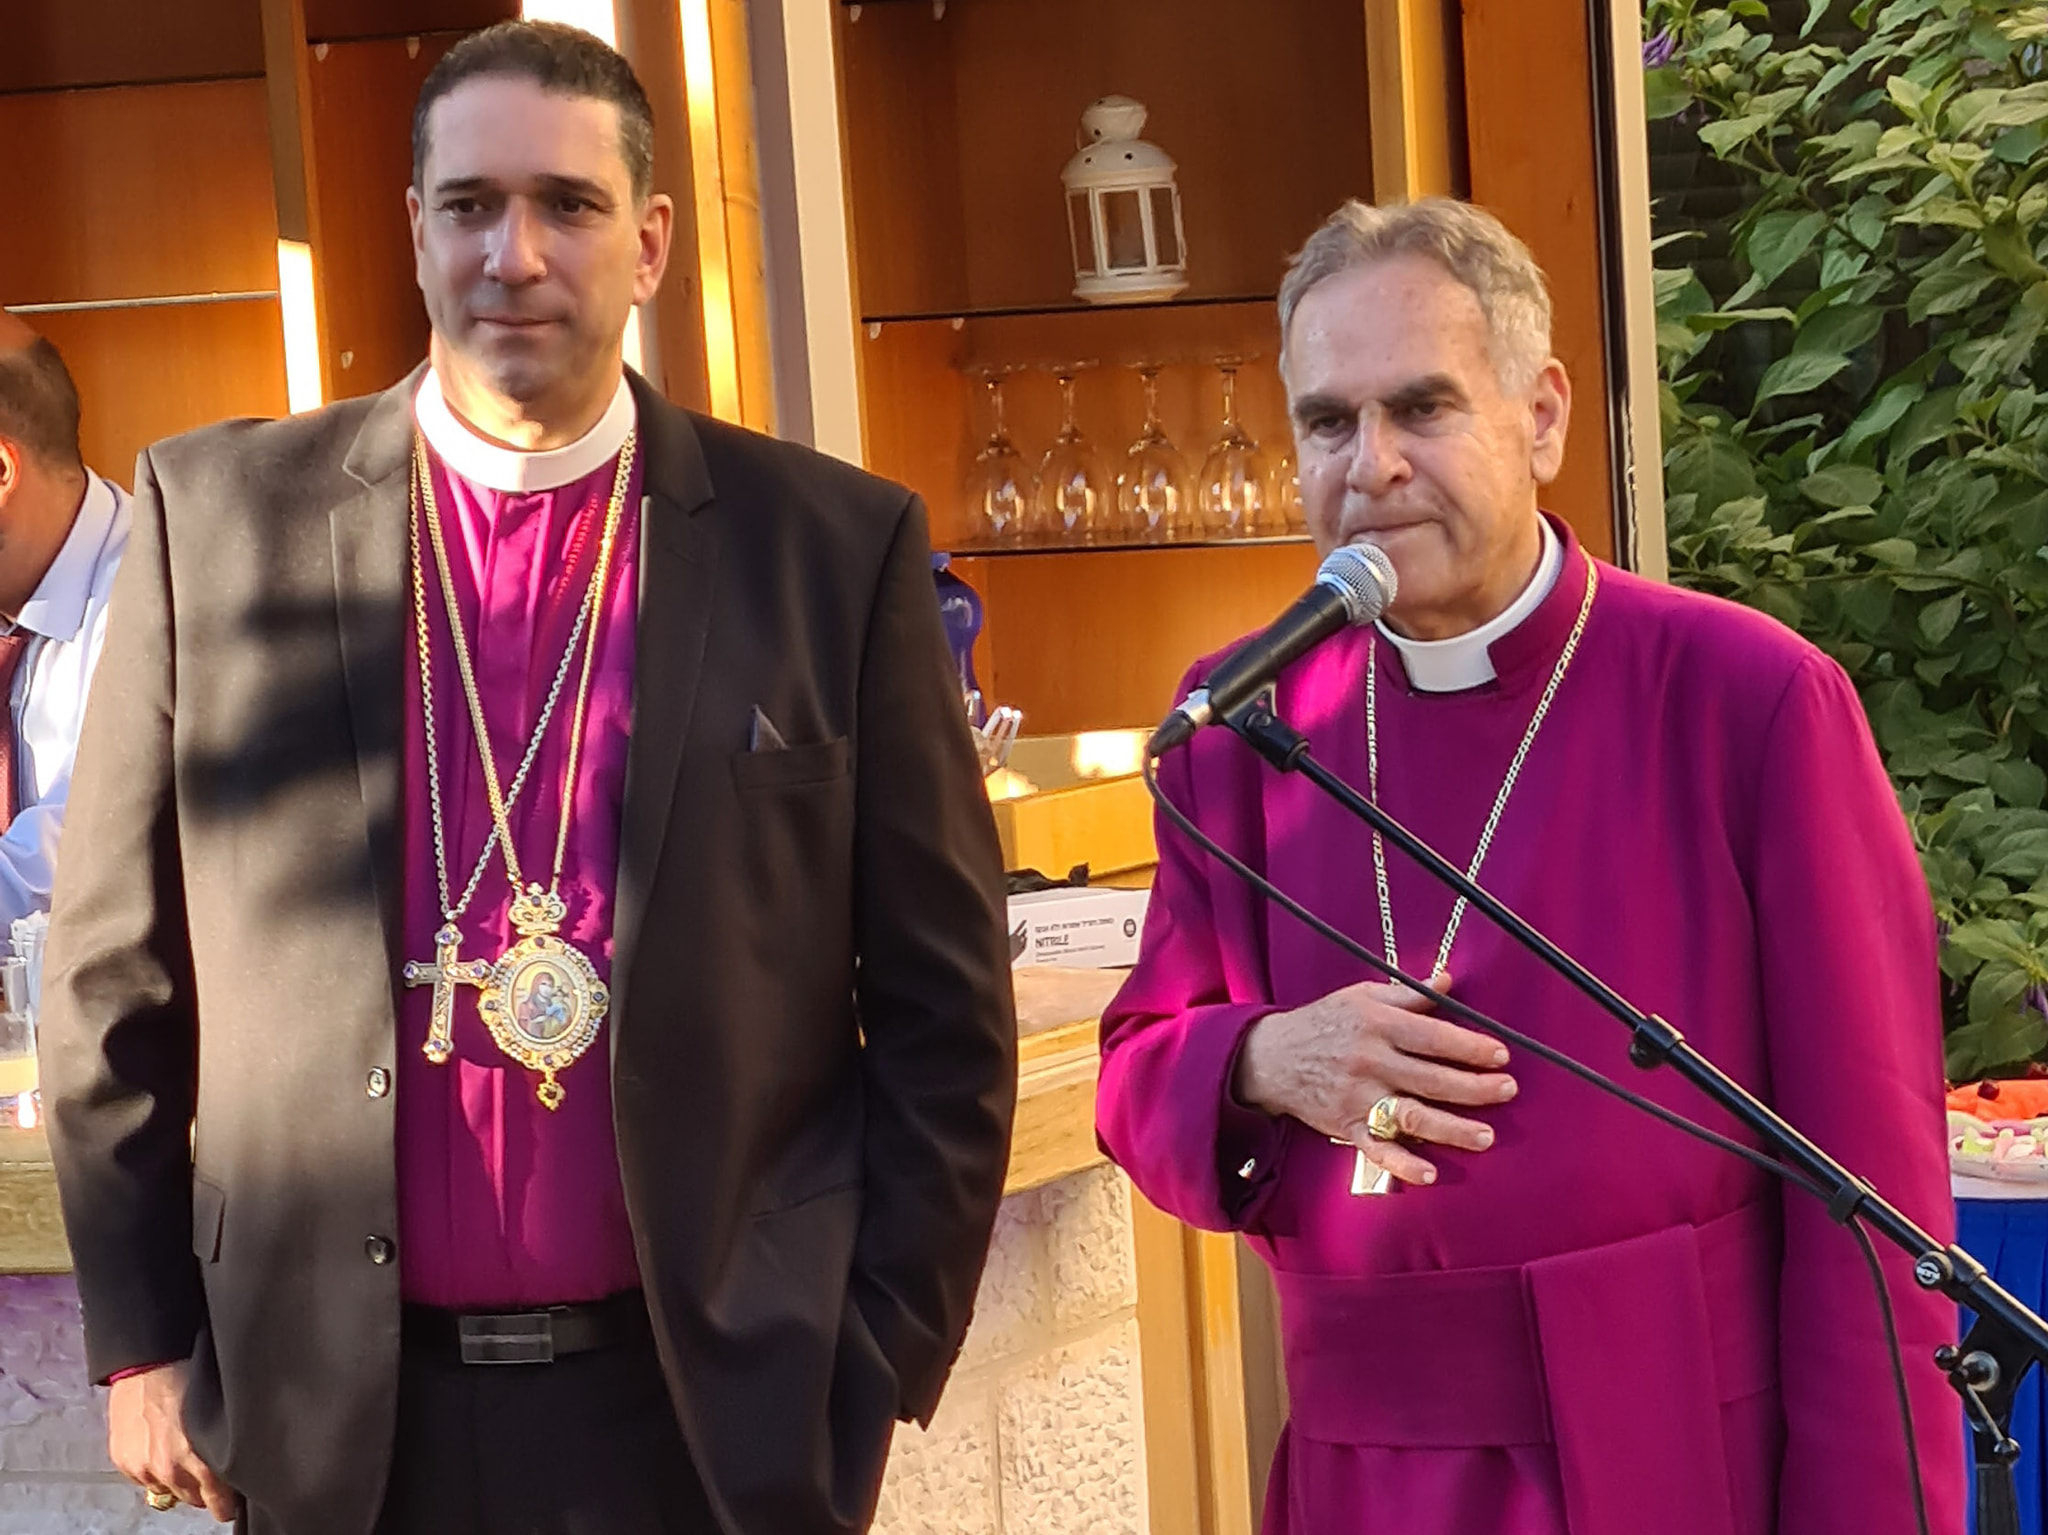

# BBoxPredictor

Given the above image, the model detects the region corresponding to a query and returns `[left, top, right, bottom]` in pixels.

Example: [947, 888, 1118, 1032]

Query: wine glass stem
[1219, 367, 1238, 429]
[1059, 374, 1079, 437]
[1141, 369, 1163, 433]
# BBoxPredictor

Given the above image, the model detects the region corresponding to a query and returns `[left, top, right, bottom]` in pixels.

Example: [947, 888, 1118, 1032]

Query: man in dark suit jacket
[39, 21, 1015, 1535]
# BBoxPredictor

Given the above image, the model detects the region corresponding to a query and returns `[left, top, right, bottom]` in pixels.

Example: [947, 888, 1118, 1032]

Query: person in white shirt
[0, 312, 130, 929]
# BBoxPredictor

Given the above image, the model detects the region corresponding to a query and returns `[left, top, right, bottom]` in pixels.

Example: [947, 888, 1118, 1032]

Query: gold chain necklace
[1342, 560, 1597, 1198]
[399, 432, 637, 1109]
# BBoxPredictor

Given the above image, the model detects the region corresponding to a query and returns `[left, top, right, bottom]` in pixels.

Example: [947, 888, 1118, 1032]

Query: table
[1958, 1186, 2048, 1535]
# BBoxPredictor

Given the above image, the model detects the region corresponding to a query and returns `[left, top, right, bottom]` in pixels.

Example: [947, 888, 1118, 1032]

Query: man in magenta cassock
[1096, 198, 1964, 1535]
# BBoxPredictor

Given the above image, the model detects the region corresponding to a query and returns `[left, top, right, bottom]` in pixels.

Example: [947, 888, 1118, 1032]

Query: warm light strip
[679, 0, 742, 420]
[276, 240, 324, 415]
[518, 0, 617, 44]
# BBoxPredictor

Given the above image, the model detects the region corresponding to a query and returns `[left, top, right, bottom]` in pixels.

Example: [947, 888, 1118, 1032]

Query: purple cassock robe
[1098, 517, 1965, 1535]
[395, 376, 645, 1309]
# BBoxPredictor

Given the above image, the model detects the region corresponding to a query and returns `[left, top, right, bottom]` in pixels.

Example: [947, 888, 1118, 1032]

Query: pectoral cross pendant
[402, 923, 492, 1064]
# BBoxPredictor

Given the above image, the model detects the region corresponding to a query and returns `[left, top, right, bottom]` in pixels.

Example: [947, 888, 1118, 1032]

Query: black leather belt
[402, 1289, 649, 1366]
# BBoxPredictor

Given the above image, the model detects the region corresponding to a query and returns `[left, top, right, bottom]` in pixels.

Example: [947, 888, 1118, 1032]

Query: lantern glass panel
[1102, 190, 1147, 270]
[1150, 188, 1180, 266]
[1069, 193, 1097, 277]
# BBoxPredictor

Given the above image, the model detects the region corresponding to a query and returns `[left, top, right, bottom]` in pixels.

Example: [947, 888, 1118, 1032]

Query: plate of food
[1949, 1079, 2048, 1184]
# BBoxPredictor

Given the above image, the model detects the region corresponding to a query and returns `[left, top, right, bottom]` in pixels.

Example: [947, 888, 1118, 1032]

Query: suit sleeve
[1751, 652, 1965, 1534]
[849, 493, 1017, 1426]
[1095, 682, 1291, 1234]
[40, 449, 205, 1384]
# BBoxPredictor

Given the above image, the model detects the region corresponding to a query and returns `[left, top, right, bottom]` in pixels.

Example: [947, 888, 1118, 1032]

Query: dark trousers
[372, 1322, 720, 1535]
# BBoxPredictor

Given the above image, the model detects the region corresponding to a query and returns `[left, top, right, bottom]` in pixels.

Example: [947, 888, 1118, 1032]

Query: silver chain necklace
[1366, 561, 1600, 976]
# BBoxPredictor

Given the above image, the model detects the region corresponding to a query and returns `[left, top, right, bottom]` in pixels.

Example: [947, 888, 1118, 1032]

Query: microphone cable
[1141, 753, 1933, 1535]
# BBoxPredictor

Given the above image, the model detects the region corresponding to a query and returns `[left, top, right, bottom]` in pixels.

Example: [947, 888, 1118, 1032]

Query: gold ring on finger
[1365, 1094, 1405, 1143]
[144, 1488, 178, 1512]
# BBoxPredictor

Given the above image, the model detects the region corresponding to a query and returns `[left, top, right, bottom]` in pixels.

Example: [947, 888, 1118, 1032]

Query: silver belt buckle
[457, 1311, 555, 1365]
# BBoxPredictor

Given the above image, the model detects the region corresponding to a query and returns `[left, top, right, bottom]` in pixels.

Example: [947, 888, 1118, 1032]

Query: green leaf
[1843, 577, 1884, 638]
[1803, 0, 1831, 35]
[1968, 962, 2034, 1027]
[1920, 593, 1965, 644]
[1754, 350, 1852, 405]
[1687, 307, 1798, 333]
[1701, 115, 1773, 153]
[1907, 264, 1998, 322]
[1949, 916, 2040, 967]
[1666, 433, 1759, 514]
[1866, 537, 1920, 567]
[1794, 304, 1883, 357]
[1842, 380, 1920, 454]
[1993, 760, 2048, 810]
[1892, 386, 1964, 461]
[1802, 465, 1886, 507]
[1888, 74, 1933, 122]
[1644, 66, 1692, 121]
[1748, 211, 1829, 285]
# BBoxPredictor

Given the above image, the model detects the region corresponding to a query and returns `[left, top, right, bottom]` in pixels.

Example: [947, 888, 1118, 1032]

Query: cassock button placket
[366, 1068, 391, 1098]
[365, 1235, 394, 1265]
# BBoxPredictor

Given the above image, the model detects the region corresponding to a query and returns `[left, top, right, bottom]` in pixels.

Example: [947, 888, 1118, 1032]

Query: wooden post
[259, 0, 333, 410]
[1364, 0, 1461, 202]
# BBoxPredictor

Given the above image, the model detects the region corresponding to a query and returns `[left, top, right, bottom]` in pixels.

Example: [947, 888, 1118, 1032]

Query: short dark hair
[0, 336, 83, 472]
[412, 21, 655, 203]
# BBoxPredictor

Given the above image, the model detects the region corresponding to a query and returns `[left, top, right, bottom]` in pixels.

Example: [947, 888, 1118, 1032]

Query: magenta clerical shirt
[395, 372, 645, 1309]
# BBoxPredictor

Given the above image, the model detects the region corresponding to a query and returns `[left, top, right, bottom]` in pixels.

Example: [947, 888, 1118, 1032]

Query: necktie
[0, 632, 34, 833]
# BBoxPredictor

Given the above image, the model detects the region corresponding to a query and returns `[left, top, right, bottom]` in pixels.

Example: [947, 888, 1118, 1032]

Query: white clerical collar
[1377, 517, 1562, 693]
[16, 470, 122, 643]
[414, 368, 635, 493]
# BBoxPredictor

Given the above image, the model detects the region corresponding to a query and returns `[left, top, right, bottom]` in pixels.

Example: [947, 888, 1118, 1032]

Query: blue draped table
[1958, 1187, 2048, 1535]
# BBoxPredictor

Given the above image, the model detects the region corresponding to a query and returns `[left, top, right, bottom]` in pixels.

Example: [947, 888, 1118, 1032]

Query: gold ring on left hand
[1365, 1094, 1405, 1143]
[144, 1488, 178, 1512]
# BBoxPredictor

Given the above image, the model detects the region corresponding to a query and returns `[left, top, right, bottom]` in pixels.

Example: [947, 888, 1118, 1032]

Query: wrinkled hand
[108, 1361, 239, 1521]
[1234, 972, 1518, 1186]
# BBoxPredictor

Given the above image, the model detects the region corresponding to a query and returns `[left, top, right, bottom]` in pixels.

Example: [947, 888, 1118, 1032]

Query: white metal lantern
[1062, 96, 1189, 305]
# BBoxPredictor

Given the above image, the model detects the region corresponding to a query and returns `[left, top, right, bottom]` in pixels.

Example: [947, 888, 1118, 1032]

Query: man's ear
[0, 438, 21, 511]
[1528, 358, 1571, 487]
[632, 193, 675, 307]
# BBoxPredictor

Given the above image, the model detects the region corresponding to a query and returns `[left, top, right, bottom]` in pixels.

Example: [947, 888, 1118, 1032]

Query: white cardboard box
[1007, 886, 1150, 969]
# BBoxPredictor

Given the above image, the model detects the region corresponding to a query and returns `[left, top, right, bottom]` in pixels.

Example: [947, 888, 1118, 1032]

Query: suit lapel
[611, 374, 719, 1038]
[330, 368, 423, 974]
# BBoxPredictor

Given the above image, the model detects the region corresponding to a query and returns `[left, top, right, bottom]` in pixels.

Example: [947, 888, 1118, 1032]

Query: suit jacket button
[365, 1235, 394, 1265]
[366, 1068, 391, 1098]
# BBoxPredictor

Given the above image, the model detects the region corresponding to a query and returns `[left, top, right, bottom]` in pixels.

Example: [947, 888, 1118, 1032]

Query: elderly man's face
[407, 76, 669, 427]
[1283, 255, 1569, 640]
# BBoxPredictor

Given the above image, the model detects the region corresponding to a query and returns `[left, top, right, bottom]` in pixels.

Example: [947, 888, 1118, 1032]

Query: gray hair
[1278, 198, 1554, 390]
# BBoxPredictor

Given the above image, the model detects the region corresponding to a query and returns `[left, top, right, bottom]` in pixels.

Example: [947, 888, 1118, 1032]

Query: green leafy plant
[1646, 0, 2048, 1079]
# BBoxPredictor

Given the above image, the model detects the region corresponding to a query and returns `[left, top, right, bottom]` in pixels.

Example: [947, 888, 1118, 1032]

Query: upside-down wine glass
[963, 368, 1030, 546]
[1034, 363, 1111, 544]
[1116, 364, 1191, 542]
[1196, 356, 1272, 538]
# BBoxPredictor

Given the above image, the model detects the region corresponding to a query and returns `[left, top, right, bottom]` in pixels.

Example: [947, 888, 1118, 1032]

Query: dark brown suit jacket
[40, 369, 1017, 1535]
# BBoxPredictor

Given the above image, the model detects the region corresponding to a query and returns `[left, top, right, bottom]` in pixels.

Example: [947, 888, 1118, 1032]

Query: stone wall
[0, 1163, 1149, 1534]
[871, 1164, 1148, 1535]
[0, 1274, 210, 1533]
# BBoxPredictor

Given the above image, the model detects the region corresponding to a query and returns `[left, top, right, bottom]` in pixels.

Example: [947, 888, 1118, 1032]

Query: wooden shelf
[863, 294, 1274, 327]
[942, 534, 1309, 558]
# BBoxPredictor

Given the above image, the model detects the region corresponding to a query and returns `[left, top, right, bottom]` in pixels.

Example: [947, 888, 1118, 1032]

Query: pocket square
[748, 705, 788, 752]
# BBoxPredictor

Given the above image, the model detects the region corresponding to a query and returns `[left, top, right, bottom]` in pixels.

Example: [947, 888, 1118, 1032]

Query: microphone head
[1314, 542, 1398, 625]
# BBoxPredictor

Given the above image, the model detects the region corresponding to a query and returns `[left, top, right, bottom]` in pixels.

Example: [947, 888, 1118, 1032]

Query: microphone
[1147, 541, 1397, 756]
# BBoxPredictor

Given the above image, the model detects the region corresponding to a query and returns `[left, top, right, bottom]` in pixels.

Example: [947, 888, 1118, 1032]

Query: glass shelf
[861, 293, 1276, 326]
[940, 533, 1312, 559]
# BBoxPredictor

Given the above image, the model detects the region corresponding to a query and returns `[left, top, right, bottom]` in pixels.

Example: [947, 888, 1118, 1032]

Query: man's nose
[1345, 412, 1410, 496]
[484, 201, 547, 285]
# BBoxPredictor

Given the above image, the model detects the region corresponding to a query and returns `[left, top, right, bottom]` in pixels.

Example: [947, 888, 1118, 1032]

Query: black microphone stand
[1224, 702, 2048, 1533]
